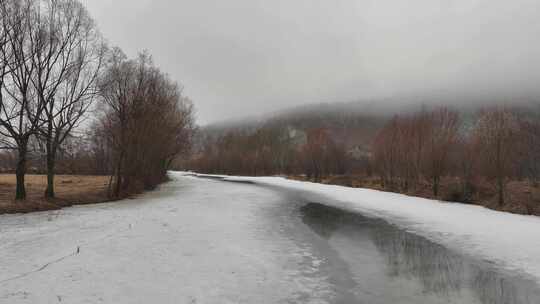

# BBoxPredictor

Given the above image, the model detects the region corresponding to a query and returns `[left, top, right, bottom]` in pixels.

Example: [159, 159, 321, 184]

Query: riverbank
[288, 175, 540, 216]
[0, 175, 111, 214]
[183, 171, 540, 284]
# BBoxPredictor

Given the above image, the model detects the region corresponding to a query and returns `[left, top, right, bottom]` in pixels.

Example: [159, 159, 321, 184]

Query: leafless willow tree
[424, 108, 460, 196]
[99, 50, 195, 197]
[372, 116, 400, 190]
[455, 130, 479, 203]
[518, 118, 540, 187]
[373, 107, 459, 196]
[97, 48, 134, 197]
[31, 0, 106, 198]
[474, 107, 520, 206]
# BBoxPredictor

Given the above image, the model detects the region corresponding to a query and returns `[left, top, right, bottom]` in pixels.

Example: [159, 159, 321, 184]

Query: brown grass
[0, 174, 111, 215]
[291, 175, 540, 216]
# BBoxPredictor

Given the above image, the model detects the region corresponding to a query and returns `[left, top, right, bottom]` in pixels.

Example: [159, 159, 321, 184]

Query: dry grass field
[290, 175, 540, 216]
[0, 175, 111, 214]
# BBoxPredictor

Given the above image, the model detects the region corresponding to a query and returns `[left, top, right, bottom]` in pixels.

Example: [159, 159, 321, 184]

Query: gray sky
[82, 0, 540, 124]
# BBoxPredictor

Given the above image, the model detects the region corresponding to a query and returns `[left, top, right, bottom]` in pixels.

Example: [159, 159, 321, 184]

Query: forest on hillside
[186, 102, 540, 215]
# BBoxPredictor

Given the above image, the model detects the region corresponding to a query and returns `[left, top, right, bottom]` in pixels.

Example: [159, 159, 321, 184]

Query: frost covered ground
[0, 175, 337, 303]
[193, 172, 540, 284]
[2, 172, 540, 304]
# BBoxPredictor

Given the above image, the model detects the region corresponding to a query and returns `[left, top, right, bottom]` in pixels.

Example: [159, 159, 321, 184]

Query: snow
[0, 175, 335, 303]
[184, 172, 540, 283]
[2, 171, 540, 303]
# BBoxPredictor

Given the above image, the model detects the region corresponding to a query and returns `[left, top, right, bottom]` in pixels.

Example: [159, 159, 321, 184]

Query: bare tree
[410, 108, 431, 187]
[424, 108, 460, 197]
[32, 0, 105, 198]
[374, 111, 432, 192]
[474, 107, 519, 206]
[373, 116, 400, 190]
[99, 50, 195, 197]
[0, 2, 14, 98]
[455, 131, 479, 203]
[0, 4, 12, 139]
[0, 0, 47, 200]
[300, 128, 329, 181]
[518, 118, 540, 187]
[87, 119, 113, 175]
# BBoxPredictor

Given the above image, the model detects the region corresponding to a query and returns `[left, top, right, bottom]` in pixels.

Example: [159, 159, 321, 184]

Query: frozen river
[0, 175, 539, 303]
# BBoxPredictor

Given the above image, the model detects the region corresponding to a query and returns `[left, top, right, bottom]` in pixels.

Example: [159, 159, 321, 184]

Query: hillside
[196, 99, 540, 152]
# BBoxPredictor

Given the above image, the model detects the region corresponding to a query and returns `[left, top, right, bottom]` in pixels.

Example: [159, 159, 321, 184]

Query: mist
[83, 0, 540, 124]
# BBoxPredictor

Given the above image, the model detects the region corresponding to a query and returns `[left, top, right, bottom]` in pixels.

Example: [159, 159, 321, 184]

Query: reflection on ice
[300, 202, 540, 304]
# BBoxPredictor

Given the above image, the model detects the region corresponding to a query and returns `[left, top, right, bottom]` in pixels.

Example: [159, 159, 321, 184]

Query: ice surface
[3, 171, 540, 303]
[0, 176, 334, 303]
[186, 172, 540, 283]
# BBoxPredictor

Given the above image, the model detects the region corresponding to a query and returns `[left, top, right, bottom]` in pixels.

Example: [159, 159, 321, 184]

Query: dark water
[295, 201, 540, 304]
[191, 176, 540, 303]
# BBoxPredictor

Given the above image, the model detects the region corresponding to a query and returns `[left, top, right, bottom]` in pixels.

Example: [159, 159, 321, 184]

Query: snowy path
[0, 176, 337, 303]
[1, 173, 540, 303]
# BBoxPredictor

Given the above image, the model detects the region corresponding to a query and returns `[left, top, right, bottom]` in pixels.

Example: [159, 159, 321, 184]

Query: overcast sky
[82, 0, 540, 124]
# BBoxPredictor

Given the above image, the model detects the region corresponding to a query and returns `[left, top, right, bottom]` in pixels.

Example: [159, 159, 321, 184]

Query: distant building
[347, 145, 371, 160]
[286, 126, 307, 148]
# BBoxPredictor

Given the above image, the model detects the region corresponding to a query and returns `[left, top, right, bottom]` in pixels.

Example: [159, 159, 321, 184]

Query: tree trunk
[114, 165, 122, 198]
[45, 152, 56, 199]
[15, 142, 28, 201]
[433, 176, 439, 197]
[497, 175, 504, 207]
[496, 137, 504, 207]
[113, 121, 126, 198]
[113, 149, 124, 198]
[44, 109, 56, 199]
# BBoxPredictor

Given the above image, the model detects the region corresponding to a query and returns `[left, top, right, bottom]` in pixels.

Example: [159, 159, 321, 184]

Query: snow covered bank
[0, 176, 337, 303]
[181, 172, 540, 283]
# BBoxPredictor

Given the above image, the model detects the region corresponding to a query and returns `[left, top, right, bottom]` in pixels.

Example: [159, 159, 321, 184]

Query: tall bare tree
[474, 107, 519, 206]
[373, 116, 400, 190]
[99, 50, 195, 197]
[455, 130, 479, 203]
[518, 118, 540, 187]
[424, 108, 460, 197]
[32, 0, 105, 198]
[0, 0, 47, 200]
[0, 4, 13, 139]
[98, 47, 133, 197]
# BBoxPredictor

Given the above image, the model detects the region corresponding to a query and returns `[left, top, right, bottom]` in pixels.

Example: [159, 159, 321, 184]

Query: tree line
[373, 106, 540, 207]
[189, 126, 350, 179]
[187, 105, 540, 209]
[0, 0, 195, 201]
